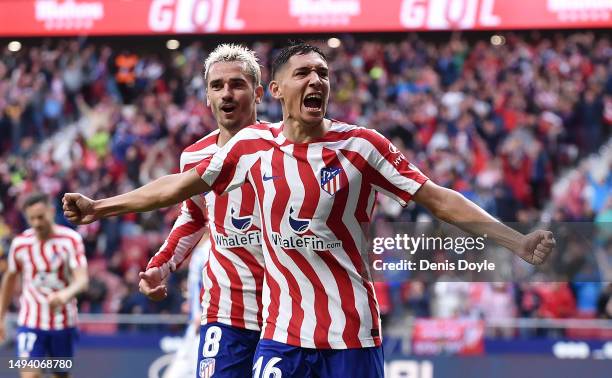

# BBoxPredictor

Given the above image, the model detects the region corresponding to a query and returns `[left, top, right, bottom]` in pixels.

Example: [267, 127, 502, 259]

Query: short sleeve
[68, 232, 87, 270]
[363, 129, 428, 206]
[7, 240, 21, 273]
[195, 129, 262, 195]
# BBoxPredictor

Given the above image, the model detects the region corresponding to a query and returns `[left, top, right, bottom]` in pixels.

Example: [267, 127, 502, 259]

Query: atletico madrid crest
[320, 167, 343, 196]
[199, 357, 215, 378]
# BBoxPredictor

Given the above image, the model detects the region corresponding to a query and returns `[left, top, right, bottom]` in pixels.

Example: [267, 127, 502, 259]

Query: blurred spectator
[597, 283, 612, 319]
[114, 50, 139, 104]
[431, 281, 470, 318]
[475, 283, 516, 338]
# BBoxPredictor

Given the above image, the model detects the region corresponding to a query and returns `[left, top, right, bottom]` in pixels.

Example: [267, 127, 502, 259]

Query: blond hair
[204, 44, 261, 87]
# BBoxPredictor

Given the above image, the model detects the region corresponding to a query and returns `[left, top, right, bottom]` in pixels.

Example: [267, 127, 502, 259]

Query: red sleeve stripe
[148, 142, 211, 271]
[147, 198, 206, 270]
[342, 149, 426, 205]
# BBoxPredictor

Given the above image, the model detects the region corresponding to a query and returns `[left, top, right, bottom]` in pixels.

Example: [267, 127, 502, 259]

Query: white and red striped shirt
[7, 225, 87, 330]
[147, 129, 265, 331]
[196, 121, 428, 349]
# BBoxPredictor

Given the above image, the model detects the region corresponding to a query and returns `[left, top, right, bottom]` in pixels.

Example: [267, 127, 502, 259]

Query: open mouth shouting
[303, 93, 323, 113]
[220, 102, 237, 114]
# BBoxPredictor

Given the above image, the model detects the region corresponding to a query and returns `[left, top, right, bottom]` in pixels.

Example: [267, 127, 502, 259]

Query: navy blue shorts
[252, 339, 384, 378]
[197, 322, 261, 378]
[16, 327, 77, 358]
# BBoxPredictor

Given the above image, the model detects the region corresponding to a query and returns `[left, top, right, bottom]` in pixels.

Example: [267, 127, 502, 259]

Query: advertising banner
[1, 0, 610, 37]
[412, 318, 485, 355]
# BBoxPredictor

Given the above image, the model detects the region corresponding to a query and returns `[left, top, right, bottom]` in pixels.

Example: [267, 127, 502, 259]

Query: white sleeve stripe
[180, 145, 218, 172]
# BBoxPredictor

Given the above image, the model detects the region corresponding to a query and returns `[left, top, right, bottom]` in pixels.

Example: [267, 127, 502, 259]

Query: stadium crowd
[0, 31, 610, 337]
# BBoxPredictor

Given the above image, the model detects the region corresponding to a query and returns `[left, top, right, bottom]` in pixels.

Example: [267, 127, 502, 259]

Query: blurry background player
[0, 193, 88, 378]
[62, 42, 555, 377]
[137, 44, 266, 378]
[162, 236, 210, 378]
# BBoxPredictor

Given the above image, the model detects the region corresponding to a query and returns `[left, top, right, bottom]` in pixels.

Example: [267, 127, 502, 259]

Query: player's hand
[47, 290, 70, 309]
[139, 267, 167, 301]
[515, 230, 555, 265]
[62, 193, 98, 225]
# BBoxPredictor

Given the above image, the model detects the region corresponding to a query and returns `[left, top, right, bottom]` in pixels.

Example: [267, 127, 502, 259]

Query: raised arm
[413, 180, 555, 265]
[62, 169, 210, 225]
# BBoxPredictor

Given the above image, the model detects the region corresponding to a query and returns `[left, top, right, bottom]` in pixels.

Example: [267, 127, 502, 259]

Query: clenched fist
[515, 230, 555, 265]
[62, 193, 98, 225]
[139, 267, 168, 302]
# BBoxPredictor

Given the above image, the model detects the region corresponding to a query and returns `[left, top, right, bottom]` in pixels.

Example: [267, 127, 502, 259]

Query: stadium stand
[1, 31, 610, 337]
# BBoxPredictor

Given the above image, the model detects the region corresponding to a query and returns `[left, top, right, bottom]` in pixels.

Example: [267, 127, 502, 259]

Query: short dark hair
[271, 41, 327, 79]
[23, 192, 50, 211]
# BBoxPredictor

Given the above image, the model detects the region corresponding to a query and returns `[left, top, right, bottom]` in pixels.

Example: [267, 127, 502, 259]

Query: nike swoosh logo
[263, 174, 281, 181]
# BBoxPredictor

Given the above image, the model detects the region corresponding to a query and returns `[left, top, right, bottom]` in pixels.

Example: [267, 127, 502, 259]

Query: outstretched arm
[62, 169, 210, 225]
[413, 180, 555, 265]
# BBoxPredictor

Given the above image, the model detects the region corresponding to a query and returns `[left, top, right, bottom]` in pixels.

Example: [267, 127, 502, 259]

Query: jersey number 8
[202, 326, 222, 358]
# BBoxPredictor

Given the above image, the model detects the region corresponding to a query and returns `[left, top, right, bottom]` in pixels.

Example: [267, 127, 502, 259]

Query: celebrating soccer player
[136, 44, 268, 378]
[62, 42, 555, 377]
[0, 193, 88, 378]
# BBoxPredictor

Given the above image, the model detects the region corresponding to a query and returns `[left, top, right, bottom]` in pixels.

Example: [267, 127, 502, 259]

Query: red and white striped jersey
[7, 226, 87, 330]
[196, 120, 428, 349]
[147, 129, 265, 331]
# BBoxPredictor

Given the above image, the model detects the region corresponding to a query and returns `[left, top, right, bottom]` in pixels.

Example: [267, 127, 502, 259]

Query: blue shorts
[16, 327, 77, 358]
[197, 322, 260, 378]
[253, 339, 384, 378]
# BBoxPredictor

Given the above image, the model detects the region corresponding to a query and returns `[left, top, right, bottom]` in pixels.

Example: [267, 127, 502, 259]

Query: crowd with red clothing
[0, 31, 610, 336]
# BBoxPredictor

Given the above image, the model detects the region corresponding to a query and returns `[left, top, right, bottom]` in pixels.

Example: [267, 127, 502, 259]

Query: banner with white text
[0, 0, 610, 37]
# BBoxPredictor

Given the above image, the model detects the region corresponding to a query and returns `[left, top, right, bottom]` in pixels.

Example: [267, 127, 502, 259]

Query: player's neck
[283, 117, 330, 143]
[217, 127, 235, 147]
[35, 225, 54, 241]
[216, 116, 257, 147]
